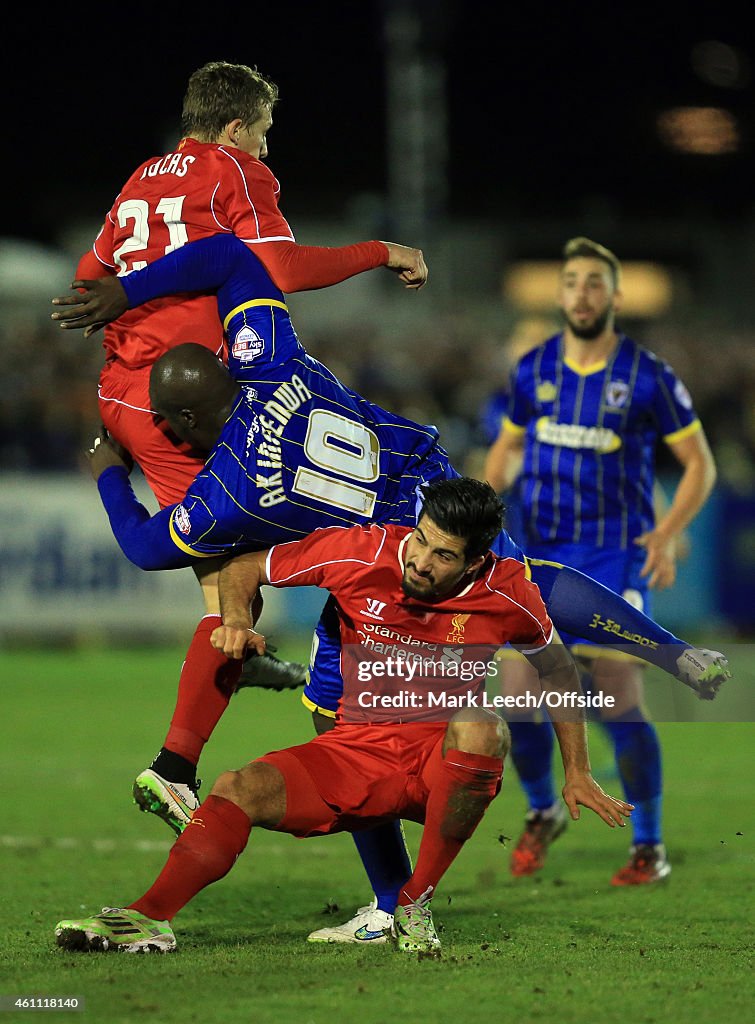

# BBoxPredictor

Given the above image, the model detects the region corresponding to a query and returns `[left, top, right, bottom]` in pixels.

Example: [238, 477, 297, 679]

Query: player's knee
[210, 762, 285, 824]
[446, 708, 508, 758]
[499, 718, 511, 759]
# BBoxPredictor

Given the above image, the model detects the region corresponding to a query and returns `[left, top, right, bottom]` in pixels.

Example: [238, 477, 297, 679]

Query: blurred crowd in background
[3, 298, 753, 496]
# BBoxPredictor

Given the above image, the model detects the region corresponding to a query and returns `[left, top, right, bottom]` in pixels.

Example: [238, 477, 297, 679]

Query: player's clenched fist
[211, 624, 267, 660]
[382, 242, 428, 289]
[85, 427, 134, 480]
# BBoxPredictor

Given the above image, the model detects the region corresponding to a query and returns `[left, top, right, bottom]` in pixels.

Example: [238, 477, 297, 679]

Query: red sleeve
[490, 560, 554, 652]
[216, 154, 389, 292]
[75, 217, 117, 285]
[512, 570, 554, 652]
[266, 524, 387, 591]
[89, 212, 118, 271]
[251, 239, 389, 293]
[76, 248, 116, 279]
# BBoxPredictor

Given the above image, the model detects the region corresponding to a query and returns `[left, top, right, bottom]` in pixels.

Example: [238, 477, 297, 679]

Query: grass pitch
[1, 641, 753, 1024]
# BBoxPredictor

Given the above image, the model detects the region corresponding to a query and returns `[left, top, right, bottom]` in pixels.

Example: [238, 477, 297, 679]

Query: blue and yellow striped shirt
[506, 333, 700, 549]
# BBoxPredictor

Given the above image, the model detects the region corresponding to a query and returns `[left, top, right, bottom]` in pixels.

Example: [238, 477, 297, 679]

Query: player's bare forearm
[636, 449, 716, 588]
[521, 636, 634, 824]
[548, 709, 633, 827]
[523, 634, 584, 722]
[656, 429, 717, 539]
[218, 551, 270, 629]
[660, 458, 716, 540]
[212, 551, 271, 658]
[550, 719, 590, 777]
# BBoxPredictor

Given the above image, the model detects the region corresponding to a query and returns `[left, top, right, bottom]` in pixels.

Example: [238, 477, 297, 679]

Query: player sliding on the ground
[55, 479, 633, 956]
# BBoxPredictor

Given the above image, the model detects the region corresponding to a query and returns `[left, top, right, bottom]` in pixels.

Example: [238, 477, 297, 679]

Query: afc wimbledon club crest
[605, 380, 630, 409]
[536, 381, 557, 404]
[232, 326, 265, 363]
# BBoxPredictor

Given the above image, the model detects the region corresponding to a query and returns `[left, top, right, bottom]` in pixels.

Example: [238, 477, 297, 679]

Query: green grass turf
[1, 642, 753, 1024]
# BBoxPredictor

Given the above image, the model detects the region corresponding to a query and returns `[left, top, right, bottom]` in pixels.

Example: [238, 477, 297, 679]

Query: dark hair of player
[418, 478, 505, 562]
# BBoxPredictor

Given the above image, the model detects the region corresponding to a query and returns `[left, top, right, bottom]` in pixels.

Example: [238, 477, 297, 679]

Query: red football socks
[164, 616, 242, 764]
[399, 749, 503, 906]
[130, 796, 252, 921]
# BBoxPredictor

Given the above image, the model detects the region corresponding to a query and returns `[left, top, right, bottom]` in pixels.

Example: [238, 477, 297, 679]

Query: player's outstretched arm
[522, 637, 634, 828]
[51, 235, 273, 338]
[251, 238, 427, 293]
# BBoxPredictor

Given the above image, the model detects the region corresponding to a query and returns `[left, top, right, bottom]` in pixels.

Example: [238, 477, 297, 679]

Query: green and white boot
[133, 769, 200, 835]
[55, 907, 176, 953]
[391, 887, 441, 958]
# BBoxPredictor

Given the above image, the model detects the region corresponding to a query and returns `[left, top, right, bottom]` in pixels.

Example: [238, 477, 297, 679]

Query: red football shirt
[266, 523, 553, 720]
[82, 138, 387, 369]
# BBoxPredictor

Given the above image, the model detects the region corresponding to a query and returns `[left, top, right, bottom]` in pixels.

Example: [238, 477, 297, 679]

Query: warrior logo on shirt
[232, 326, 265, 363]
[361, 598, 387, 621]
[446, 612, 470, 643]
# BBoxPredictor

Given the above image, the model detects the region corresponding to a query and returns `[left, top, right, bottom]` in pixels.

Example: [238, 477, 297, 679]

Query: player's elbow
[250, 241, 300, 293]
[121, 548, 167, 571]
[690, 445, 718, 498]
[117, 541, 186, 572]
[704, 449, 718, 492]
[262, 265, 299, 293]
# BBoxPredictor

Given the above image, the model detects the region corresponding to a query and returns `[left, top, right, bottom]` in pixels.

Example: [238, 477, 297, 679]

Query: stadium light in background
[690, 40, 750, 90]
[656, 107, 740, 155]
[503, 262, 674, 318]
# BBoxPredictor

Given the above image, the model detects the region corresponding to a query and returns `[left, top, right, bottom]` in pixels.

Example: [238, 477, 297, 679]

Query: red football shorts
[259, 723, 447, 837]
[98, 361, 206, 509]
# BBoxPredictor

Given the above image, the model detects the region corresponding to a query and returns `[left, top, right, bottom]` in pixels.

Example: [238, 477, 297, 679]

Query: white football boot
[307, 898, 392, 944]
